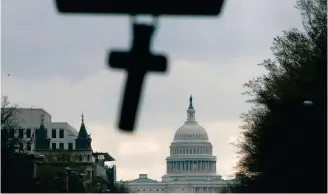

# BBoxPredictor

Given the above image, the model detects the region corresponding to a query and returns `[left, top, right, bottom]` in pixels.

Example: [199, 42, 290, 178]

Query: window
[52, 129, 57, 138]
[59, 129, 64, 138]
[19, 143, 24, 151]
[59, 143, 64, 149]
[26, 129, 31, 138]
[68, 143, 73, 150]
[9, 129, 15, 138]
[18, 129, 24, 138]
[52, 143, 56, 150]
[26, 144, 31, 151]
[87, 154, 90, 161]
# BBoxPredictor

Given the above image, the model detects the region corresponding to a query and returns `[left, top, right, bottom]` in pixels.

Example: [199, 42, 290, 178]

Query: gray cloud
[2, 0, 302, 80]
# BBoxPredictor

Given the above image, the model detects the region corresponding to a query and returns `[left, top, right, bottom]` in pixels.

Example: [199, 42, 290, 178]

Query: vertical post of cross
[109, 18, 167, 132]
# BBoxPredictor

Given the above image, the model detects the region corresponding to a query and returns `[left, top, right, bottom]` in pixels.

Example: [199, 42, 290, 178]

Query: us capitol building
[123, 96, 236, 193]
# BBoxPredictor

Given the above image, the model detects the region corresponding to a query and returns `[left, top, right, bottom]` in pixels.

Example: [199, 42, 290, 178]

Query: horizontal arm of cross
[109, 51, 167, 73]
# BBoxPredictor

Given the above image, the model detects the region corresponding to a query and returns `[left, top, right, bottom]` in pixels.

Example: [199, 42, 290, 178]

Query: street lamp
[96, 182, 101, 192]
[303, 100, 314, 106]
[53, 177, 59, 192]
[33, 154, 45, 178]
[65, 167, 71, 193]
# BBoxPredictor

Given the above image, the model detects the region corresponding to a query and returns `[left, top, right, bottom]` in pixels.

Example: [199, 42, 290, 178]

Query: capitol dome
[174, 96, 209, 141]
[162, 96, 221, 182]
[174, 123, 209, 141]
[126, 96, 234, 194]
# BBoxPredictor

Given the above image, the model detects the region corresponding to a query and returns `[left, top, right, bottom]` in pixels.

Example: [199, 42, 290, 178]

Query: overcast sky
[2, 0, 302, 181]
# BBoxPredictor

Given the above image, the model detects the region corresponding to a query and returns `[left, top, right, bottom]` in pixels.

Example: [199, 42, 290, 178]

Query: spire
[35, 113, 50, 150]
[186, 95, 196, 122]
[77, 113, 88, 139]
[76, 113, 92, 150]
[188, 95, 194, 109]
[41, 114, 45, 126]
[81, 113, 85, 125]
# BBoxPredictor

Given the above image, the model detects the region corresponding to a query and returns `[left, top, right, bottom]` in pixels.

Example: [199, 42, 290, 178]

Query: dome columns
[166, 160, 216, 174]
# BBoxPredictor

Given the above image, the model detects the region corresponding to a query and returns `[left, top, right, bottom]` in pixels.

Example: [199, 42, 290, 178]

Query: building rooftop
[131, 177, 158, 183]
[93, 152, 115, 161]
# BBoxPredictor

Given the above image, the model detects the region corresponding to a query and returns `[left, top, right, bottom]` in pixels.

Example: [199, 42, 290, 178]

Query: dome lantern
[187, 95, 196, 122]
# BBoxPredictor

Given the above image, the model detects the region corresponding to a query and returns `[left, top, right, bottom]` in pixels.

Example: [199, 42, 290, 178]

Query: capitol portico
[124, 96, 236, 193]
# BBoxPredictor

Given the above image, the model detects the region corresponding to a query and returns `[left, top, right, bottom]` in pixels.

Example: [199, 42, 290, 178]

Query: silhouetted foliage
[36, 165, 86, 193]
[1, 148, 37, 193]
[1, 96, 38, 193]
[1, 97, 88, 193]
[108, 183, 130, 193]
[1, 96, 33, 151]
[232, 0, 327, 192]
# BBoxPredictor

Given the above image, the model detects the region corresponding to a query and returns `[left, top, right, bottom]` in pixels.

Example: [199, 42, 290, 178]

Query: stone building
[34, 114, 114, 189]
[125, 96, 236, 193]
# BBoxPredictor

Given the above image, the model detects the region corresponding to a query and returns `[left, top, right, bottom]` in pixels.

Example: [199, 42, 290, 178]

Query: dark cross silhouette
[54, 0, 225, 133]
[109, 22, 167, 132]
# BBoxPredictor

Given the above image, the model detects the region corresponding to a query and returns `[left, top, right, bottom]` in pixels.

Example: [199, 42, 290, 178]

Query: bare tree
[1, 96, 34, 152]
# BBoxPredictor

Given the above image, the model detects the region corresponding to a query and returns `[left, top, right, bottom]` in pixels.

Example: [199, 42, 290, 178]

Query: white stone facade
[125, 97, 235, 193]
[12, 108, 78, 153]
